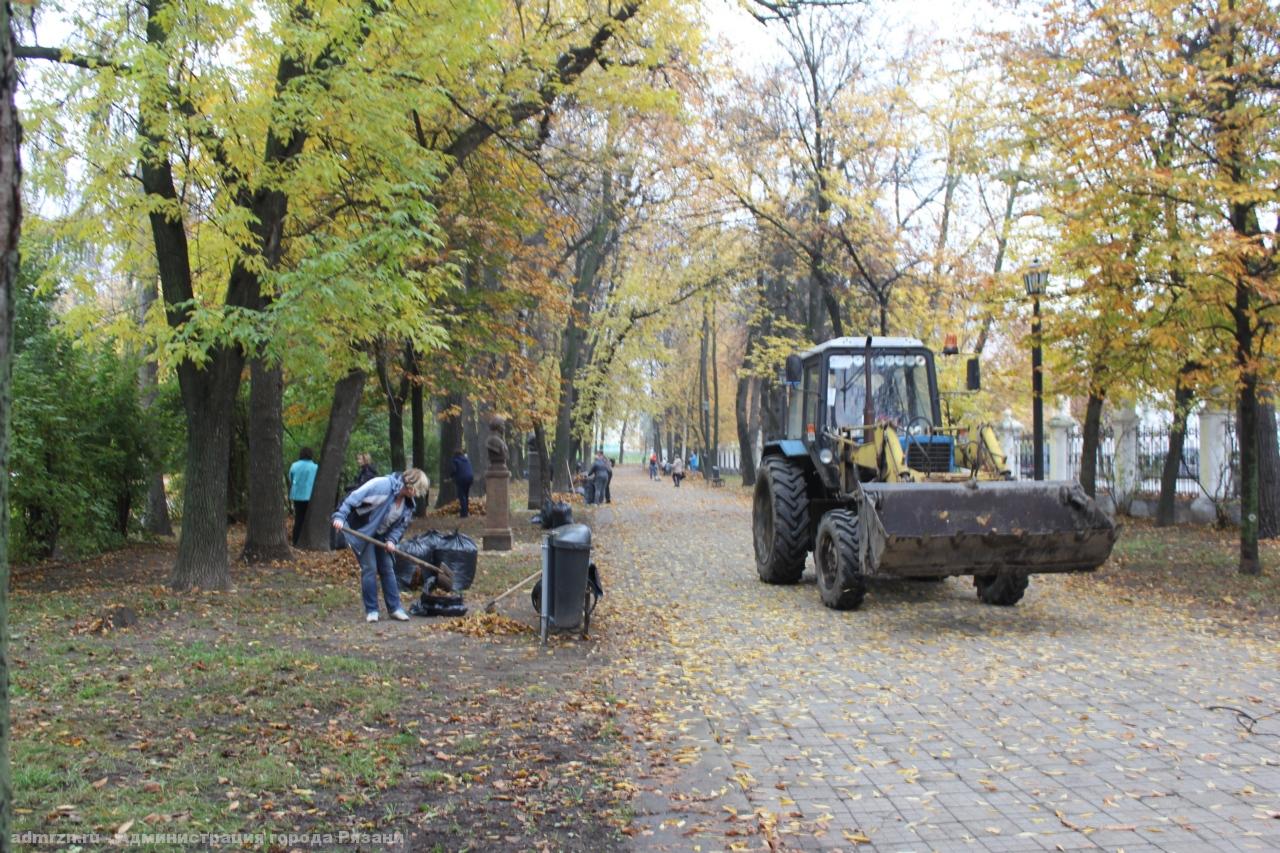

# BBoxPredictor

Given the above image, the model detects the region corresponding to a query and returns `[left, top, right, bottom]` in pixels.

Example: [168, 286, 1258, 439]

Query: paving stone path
[596, 468, 1280, 852]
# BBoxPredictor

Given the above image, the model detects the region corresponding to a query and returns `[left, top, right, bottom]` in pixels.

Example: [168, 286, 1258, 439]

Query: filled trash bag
[408, 577, 467, 617]
[435, 530, 479, 591]
[539, 498, 573, 530]
[394, 530, 448, 591]
[409, 594, 467, 618]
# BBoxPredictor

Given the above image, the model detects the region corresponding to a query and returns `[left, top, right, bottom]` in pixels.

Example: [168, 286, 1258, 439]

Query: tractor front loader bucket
[858, 480, 1118, 578]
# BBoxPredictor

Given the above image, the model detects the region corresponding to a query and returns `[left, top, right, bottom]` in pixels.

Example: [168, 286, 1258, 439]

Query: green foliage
[9, 256, 173, 562]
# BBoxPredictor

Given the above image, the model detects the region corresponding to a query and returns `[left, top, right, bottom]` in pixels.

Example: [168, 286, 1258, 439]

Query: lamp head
[1023, 258, 1048, 297]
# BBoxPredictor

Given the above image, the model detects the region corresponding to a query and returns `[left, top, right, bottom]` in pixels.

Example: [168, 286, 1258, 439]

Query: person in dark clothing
[450, 448, 475, 517]
[588, 451, 610, 505]
[353, 452, 378, 489]
[605, 457, 615, 503]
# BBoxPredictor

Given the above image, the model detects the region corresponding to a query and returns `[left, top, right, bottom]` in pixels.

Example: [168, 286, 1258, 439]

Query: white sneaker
[391, 609, 410, 621]
[366, 612, 379, 623]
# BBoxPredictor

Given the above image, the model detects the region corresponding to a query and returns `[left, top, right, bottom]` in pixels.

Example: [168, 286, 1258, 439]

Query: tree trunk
[435, 392, 462, 508]
[298, 369, 366, 550]
[618, 411, 628, 466]
[170, 354, 240, 589]
[1258, 401, 1279, 539]
[135, 275, 172, 536]
[1157, 365, 1197, 527]
[408, 345, 426, 515]
[651, 417, 662, 460]
[465, 400, 487, 498]
[735, 374, 757, 487]
[0, 3, 21, 838]
[1238, 371, 1261, 574]
[533, 419, 553, 505]
[376, 340, 409, 471]
[1079, 392, 1104, 498]
[138, 355, 173, 536]
[699, 301, 711, 471]
[242, 357, 291, 562]
[711, 300, 720, 470]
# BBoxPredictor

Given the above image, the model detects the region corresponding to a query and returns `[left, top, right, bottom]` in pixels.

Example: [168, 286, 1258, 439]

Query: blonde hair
[402, 468, 430, 498]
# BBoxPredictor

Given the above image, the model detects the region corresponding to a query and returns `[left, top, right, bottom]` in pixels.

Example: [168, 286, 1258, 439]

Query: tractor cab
[781, 336, 954, 476]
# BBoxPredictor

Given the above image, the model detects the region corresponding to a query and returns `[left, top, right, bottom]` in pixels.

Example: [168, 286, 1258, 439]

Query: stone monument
[483, 416, 513, 551]
[526, 434, 542, 510]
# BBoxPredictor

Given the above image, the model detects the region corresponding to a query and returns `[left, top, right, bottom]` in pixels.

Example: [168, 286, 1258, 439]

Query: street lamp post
[1023, 259, 1049, 481]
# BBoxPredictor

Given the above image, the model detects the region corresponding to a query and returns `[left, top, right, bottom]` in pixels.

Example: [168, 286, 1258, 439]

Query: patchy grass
[11, 515, 633, 851]
[1098, 519, 1280, 627]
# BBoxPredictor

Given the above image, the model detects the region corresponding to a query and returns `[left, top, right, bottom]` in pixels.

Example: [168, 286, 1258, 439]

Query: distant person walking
[589, 451, 610, 505]
[450, 447, 475, 517]
[332, 468, 430, 623]
[672, 456, 685, 488]
[649, 452, 658, 480]
[289, 447, 319, 546]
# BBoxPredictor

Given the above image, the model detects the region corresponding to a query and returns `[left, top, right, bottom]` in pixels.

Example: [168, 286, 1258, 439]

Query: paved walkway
[596, 468, 1280, 852]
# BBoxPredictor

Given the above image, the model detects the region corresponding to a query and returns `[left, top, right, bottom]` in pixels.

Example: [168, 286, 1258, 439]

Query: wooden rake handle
[338, 524, 456, 589]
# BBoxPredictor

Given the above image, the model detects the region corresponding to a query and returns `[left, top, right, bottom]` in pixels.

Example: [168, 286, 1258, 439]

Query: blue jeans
[355, 539, 402, 615]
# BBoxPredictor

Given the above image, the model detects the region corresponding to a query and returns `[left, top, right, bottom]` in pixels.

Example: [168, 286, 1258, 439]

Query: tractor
[752, 335, 1117, 609]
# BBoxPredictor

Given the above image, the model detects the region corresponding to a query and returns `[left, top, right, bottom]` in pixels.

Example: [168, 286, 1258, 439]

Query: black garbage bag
[394, 530, 448, 591]
[435, 530, 478, 591]
[409, 594, 468, 618]
[539, 498, 573, 530]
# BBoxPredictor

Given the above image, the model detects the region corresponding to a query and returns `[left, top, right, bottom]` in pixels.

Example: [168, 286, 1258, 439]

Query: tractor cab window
[802, 360, 820, 440]
[826, 352, 933, 432]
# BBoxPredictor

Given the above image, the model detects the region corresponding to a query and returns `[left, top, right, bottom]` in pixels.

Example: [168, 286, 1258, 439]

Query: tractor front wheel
[753, 458, 810, 584]
[814, 510, 866, 610]
[974, 572, 1028, 606]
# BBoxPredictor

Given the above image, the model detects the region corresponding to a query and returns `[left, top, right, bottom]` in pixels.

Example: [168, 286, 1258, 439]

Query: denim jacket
[332, 473, 415, 553]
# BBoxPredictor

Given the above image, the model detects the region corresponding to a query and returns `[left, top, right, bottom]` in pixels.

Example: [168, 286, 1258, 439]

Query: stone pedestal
[1191, 406, 1229, 522]
[527, 449, 543, 510]
[997, 408, 1023, 480]
[1048, 398, 1076, 481]
[483, 465, 513, 551]
[1112, 404, 1140, 508]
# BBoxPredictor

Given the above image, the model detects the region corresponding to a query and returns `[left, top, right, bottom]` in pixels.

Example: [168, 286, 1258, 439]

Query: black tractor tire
[753, 457, 810, 584]
[814, 510, 866, 610]
[974, 572, 1029, 606]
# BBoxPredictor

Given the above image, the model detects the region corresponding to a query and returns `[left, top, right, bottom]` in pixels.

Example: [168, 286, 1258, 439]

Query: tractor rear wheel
[974, 572, 1028, 606]
[753, 457, 810, 584]
[814, 510, 866, 610]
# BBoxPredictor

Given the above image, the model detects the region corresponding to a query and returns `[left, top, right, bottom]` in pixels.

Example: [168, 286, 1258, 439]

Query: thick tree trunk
[1079, 393, 1104, 498]
[170, 354, 241, 589]
[0, 4, 21, 838]
[1259, 401, 1279, 540]
[1157, 366, 1197, 527]
[298, 369, 366, 550]
[242, 357, 291, 562]
[651, 418, 662, 460]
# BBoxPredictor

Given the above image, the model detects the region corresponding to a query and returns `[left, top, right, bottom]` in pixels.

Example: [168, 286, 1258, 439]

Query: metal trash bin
[539, 523, 592, 641]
